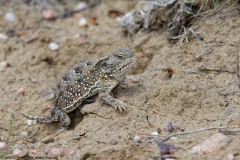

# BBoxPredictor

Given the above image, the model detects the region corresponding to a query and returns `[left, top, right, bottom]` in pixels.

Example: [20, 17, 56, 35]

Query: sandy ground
[0, 0, 240, 159]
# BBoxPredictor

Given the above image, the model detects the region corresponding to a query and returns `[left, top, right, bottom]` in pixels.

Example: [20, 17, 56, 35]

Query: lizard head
[107, 49, 136, 77]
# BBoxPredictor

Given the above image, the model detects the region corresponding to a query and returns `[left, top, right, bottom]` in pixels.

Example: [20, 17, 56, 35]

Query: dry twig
[159, 126, 236, 142]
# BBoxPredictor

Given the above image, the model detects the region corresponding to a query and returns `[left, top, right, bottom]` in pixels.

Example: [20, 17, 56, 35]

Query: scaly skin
[22, 49, 136, 133]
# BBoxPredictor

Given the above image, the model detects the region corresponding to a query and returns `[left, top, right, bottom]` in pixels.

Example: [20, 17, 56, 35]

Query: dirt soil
[0, 1, 240, 160]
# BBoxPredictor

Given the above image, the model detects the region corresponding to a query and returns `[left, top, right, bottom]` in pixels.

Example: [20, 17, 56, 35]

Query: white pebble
[0, 61, 8, 71]
[78, 17, 88, 27]
[0, 142, 7, 149]
[41, 135, 54, 144]
[129, 75, 139, 83]
[151, 132, 159, 136]
[26, 119, 37, 125]
[133, 135, 141, 142]
[75, 2, 88, 10]
[0, 34, 8, 40]
[13, 149, 28, 158]
[12, 148, 21, 157]
[170, 136, 178, 141]
[49, 42, 59, 51]
[5, 11, 16, 22]
[20, 131, 28, 138]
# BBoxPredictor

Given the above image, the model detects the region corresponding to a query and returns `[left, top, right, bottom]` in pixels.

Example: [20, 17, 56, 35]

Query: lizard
[22, 49, 136, 133]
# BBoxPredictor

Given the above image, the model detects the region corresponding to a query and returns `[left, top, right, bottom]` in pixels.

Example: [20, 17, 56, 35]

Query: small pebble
[12, 148, 21, 156]
[17, 139, 27, 144]
[28, 149, 38, 157]
[151, 131, 159, 136]
[25, 34, 39, 44]
[49, 42, 59, 51]
[20, 131, 28, 138]
[78, 17, 88, 27]
[30, 78, 38, 84]
[48, 148, 66, 157]
[16, 30, 28, 36]
[158, 142, 176, 156]
[0, 34, 8, 40]
[72, 32, 88, 39]
[28, 149, 38, 155]
[133, 135, 141, 142]
[170, 136, 178, 141]
[44, 147, 50, 154]
[166, 122, 174, 133]
[69, 150, 75, 156]
[0, 61, 11, 71]
[190, 133, 231, 154]
[0, 142, 7, 149]
[26, 119, 37, 125]
[129, 75, 139, 83]
[187, 84, 198, 92]
[75, 2, 88, 10]
[42, 10, 55, 19]
[41, 135, 54, 144]
[110, 140, 118, 145]
[227, 154, 235, 160]
[5, 11, 16, 22]
[17, 88, 25, 95]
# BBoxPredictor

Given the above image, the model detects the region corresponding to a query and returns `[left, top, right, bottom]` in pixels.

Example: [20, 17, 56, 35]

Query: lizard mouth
[118, 57, 137, 74]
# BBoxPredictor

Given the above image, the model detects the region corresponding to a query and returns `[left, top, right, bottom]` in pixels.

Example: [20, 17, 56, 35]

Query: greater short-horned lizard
[22, 49, 136, 132]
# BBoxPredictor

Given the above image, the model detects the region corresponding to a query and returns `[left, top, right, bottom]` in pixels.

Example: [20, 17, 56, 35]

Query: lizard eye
[117, 54, 123, 58]
[114, 52, 126, 59]
[113, 49, 133, 59]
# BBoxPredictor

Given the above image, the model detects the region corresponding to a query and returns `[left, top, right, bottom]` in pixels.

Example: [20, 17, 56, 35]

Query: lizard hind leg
[55, 110, 71, 134]
[21, 112, 58, 123]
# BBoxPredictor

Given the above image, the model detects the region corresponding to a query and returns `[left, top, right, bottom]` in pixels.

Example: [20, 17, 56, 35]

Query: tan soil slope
[0, 1, 240, 159]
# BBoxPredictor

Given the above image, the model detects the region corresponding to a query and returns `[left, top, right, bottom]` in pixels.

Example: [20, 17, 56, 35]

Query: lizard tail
[21, 112, 57, 123]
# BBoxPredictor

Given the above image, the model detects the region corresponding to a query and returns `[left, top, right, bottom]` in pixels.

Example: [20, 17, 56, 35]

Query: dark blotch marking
[62, 74, 70, 82]
[74, 65, 83, 74]
[66, 86, 72, 93]
[76, 79, 82, 86]
[56, 83, 61, 89]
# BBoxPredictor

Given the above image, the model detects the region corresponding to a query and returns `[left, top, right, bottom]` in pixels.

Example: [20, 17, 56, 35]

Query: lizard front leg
[99, 81, 126, 112]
